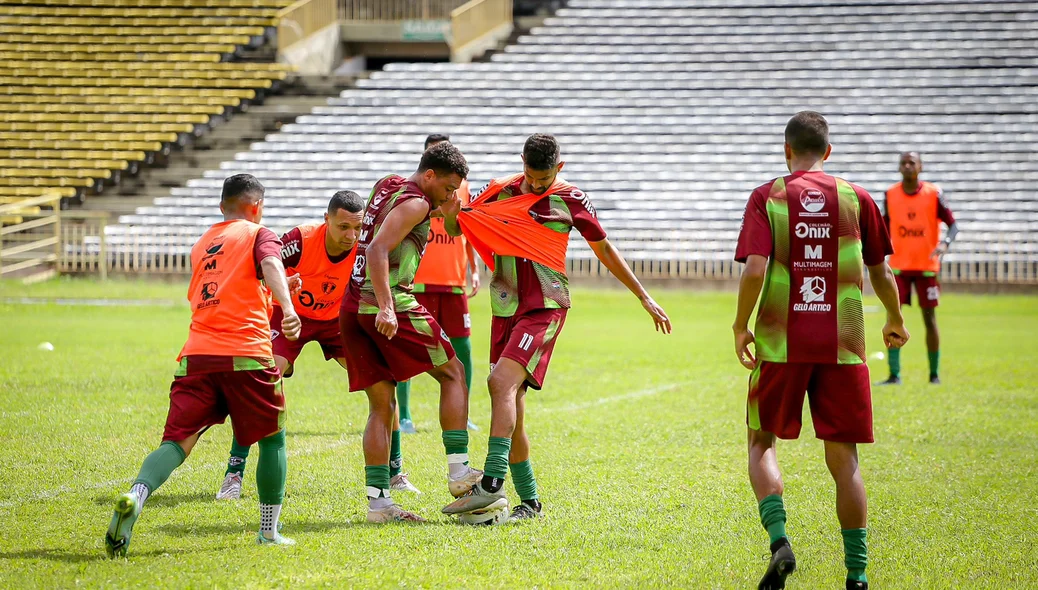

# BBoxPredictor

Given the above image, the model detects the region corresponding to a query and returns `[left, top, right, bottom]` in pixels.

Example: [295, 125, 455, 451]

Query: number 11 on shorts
[518, 333, 534, 351]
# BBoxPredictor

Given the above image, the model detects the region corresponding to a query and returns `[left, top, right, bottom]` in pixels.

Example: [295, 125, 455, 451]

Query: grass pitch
[0, 279, 1036, 588]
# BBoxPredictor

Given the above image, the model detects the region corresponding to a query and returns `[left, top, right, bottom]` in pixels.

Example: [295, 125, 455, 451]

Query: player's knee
[431, 357, 465, 385]
[487, 371, 520, 400]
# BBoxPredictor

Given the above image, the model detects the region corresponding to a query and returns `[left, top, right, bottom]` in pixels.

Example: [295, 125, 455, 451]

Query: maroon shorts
[415, 291, 471, 338]
[747, 361, 873, 443]
[490, 308, 567, 390]
[270, 306, 344, 377]
[339, 307, 456, 391]
[163, 368, 285, 447]
[895, 271, 940, 308]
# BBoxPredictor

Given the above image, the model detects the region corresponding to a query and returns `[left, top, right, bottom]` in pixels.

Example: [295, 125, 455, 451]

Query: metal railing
[0, 193, 61, 280]
[339, 0, 466, 21]
[277, 0, 338, 52]
[450, 0, 512, 54]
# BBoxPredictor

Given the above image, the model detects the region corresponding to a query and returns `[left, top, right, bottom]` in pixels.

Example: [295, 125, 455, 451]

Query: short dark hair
[784, 111, 829, 157]
[523, 133, 560, 170]
[329, 190, 365, 214]
[418, 141, 468, 179]
[220, 173, 264, 205]
[424, 133, 450, 150]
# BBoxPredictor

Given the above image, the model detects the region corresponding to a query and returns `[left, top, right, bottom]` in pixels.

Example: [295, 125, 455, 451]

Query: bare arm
[260, 255, 301, 340]
[588, 238, 671, 333]
[732, 254, 767, 370]
[442, 192, 463, 237]
[868, 260, 909, 349]
[465, 239, 481, 298]
[366, 199, 430, 338]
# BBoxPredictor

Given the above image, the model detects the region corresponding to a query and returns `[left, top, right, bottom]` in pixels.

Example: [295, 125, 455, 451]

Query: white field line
[0, 435, 358, 509]
[0, 382, 688, 509]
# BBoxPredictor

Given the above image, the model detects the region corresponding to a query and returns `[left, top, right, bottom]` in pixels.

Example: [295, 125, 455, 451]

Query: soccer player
[340, 141, 482, 522]
[441, 133, 672, 522]
[105, 174, 301, 557]
[732, 112, 910, 590]
[214, 191, 423, 500]
[878, 152, 959, 385]
[396, 133, 481, 435]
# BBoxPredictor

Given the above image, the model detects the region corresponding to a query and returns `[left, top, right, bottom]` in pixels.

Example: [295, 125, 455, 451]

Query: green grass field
[1, 280, 1036, 589]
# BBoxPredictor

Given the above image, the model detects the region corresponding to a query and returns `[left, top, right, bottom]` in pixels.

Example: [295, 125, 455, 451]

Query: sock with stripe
[365, 465, 392, 509]
[389, 429, 403, 478]
[481, 437, 511, 493]
[443, 430, 470, 479]
[226, 435, 250, 476]
[133, 440, 186, 500]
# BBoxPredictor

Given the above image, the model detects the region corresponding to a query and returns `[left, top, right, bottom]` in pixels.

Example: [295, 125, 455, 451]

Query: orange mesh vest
[179, 219, 273, 360]
[414, 179, 470, 287]
[887, 181, 942, 272]
[457, 174, 573, 274]
[286, 222, 356, 321]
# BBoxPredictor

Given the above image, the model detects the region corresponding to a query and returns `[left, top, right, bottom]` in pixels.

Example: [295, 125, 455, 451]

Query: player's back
[180, 219, 274, 359]
[739, 170, 888, 365]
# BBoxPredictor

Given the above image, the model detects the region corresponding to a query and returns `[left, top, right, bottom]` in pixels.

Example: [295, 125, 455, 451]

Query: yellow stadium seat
[3, 168, 112, 180]
[0, 122, 195, 134]
[0, 16, 278, 27]
[0, 43, 240, 55]
[0, 77, 273, 90]
[0, 150, 146, 162]
[0, 102, 224, 117]
[0, 159, 129, 171]
[0, 51, 224, 63]
[0, 25, 267, 37]
[0, 113, 210, 125]
[0, 66, 289, 82]
[0, 94, 238, 109]
[16, 0, 292, 8]
[0, 140, 164, 152]
[2, 34, 253, 45]
[0, 85, 259, 98]
[0, 132, 179, 143]
[0, 187, 77, 198]
[3, 7, 281, 19]
[0, 177, 95, 189]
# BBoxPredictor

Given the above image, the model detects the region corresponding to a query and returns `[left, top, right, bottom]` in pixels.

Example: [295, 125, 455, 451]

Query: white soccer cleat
[366, 503, 427, 523]
[448, 466, 484, 498]
[390, 472, 422, 494]
[216, 472, 243, 500]
[458, 504, 510, 526]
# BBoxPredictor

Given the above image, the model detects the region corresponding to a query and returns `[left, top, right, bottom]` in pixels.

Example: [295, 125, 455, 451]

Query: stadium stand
[0, 0, 295, 220]
[95, 0, 1038, 281]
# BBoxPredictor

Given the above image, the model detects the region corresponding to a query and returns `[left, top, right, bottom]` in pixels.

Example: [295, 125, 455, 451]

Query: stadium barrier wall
[278, 0, 339, 53]
[339, 0, 467, 21]
[0, 193, 61, 282]
[450, 0, 513, 62]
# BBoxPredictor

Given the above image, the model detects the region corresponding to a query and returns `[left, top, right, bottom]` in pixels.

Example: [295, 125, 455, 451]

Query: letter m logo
[805, 245, 823, 260]
[204, 259, 218, 271]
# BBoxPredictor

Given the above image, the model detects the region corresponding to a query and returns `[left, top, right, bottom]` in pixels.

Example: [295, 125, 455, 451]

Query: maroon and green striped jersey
[736, 171, 892, 364]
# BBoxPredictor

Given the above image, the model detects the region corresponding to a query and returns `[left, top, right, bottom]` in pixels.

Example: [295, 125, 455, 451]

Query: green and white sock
[256, 430, 286, 505]
[227, 435, 250, 476]
[365, 465, 392, 508]
[389, 430, 403, 478]
[132, 440, 186, 503]
[443, 430, 469, 478]
[481, 437, 511, 492]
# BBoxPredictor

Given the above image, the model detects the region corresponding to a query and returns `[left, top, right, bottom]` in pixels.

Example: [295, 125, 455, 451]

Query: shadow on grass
[0, 546, 210, 564]
[92, 492, 212, 508]
[156, 517, 448, 537]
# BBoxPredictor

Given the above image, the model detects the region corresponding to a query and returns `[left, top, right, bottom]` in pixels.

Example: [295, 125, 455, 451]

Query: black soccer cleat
[875, 375, 901, 386]
[758, 538, 796, 590]
[929, 375, 941, 385]
[846, 580, 868, 590]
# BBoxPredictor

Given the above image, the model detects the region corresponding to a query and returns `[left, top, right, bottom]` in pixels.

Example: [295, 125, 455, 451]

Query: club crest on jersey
[799, 189, 828, 218]
[321, 281, 336, 295]
[794, 277, 831, 312]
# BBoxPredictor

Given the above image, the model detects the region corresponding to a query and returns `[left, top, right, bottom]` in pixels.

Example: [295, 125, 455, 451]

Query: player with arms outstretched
[877, 152, 959, 385]
[340, 141, 482, 522]
[105, 174, 301, 557]
[732, 112, 909, 590]
[442, 134, 671, 522]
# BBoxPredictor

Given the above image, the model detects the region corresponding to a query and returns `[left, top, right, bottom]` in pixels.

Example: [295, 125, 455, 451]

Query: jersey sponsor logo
[363, 213, 375, 225]
[351, 254, 366, 283]
[799, 188, 829, 218]
[297, 290, 336, 312]
[281, 241, 301, 261]
[570, 189, 597, 218]
[203, 259, 218, 271]
[898, 225, 926, 238]
[472, 183, 490, 199]
[428, 226, 458, 245]
[205, 243, 223, 255]
[440, 329, 449, 342]
[270, 329, 280, 341]
[198, 281, 221, 309]
[793, 277, 831, 312]
[795, 222, 830, 239]
[805, 244, 823, 259]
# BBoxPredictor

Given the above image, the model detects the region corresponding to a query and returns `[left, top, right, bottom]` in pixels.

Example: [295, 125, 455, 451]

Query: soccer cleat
[929, 375, 941, 385]
[215, 472, 243, 500]
[757, 538, 797, 590]
[256, 532, 296, 546]
[441, 483, 508, 515]
[846, 581, 868, 590]
[390, 472, 422, 494]
[367, 503, 427, 523]
[875, 375, 901, 386]
[104, 492, 140, 558]
[399, 419, 417, 434]
[448, 465, 485, 498]
[467, 419, 480, 431]
[509, 501, 544, 522]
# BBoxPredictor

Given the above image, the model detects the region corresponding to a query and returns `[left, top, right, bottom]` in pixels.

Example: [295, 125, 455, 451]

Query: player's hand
[641, 296, 672, 334]
[375, 306, 398, 340]
[930, 242, 949, 260]
[287, 273, 303, 297]
[440, 191, 462, 220]
[468, 272, 481, 298]
[883, 317, 910, 349]
[733, 327, 757, 370]
[281, 307, 302, 341]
